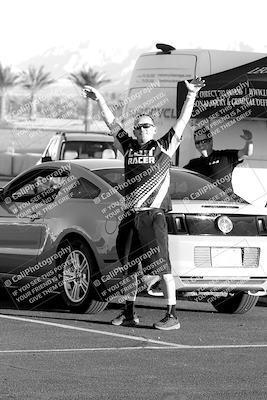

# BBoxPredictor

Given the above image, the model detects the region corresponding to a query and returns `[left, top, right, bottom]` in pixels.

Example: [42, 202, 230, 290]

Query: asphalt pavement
[0, 292, 266, 400]
[0, 175, 266, 399]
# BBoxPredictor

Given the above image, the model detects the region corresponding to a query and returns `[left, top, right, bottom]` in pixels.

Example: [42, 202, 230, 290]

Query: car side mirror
[41, 156, 52, 163]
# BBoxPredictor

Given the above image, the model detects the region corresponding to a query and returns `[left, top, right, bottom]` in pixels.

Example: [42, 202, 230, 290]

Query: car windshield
[94, 167, 248, 204]
[61, 141, 116, 159]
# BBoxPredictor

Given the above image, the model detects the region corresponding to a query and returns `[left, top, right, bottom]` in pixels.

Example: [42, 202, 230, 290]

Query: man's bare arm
[82, 86, 122, 136]
[172, 77, 205, 139]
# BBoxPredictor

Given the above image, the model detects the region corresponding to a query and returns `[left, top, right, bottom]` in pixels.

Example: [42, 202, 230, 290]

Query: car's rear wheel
[58, 239, 107, 313]
[211, 292, 259, 314]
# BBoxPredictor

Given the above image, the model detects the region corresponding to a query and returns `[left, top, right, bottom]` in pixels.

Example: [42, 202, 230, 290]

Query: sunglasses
[195, 138, 211, 145]
[134, 123, 154, 130]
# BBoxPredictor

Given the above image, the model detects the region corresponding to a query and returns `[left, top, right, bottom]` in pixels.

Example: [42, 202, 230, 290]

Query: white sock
[161, 273, 176, 306]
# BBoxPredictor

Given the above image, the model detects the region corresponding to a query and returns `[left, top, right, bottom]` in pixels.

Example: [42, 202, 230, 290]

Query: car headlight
[216, 215, 233, 234]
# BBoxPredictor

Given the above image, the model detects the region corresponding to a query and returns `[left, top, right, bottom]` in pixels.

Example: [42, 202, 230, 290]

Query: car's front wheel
[58, 239, 107, 313]
[211, 292, 259, 314]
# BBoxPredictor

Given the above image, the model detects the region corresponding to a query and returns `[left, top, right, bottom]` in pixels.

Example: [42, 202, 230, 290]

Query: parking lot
[0, 174, 267, 400]
[2, 1, 267, 399]
[0, 291, 266, 400]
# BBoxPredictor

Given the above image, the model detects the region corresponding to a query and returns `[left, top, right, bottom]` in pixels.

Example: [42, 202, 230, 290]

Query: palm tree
[0, 63, 19, 121]
[20, 66, 55, 120]
[69, 67, 110, 131]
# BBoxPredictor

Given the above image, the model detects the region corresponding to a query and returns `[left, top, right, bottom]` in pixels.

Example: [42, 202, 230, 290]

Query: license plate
[211, 247, 242, 267]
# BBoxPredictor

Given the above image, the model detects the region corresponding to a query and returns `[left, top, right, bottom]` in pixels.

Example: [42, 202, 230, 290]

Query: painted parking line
[0, 313, 184, 348]
[1, 343, 267, 355]
[0, 347, 175, 354]
[1, 314, 266, 352]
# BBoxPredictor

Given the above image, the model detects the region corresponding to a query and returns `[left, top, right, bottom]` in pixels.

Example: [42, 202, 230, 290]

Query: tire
[58, 239, 107, 314]
[212, 292, 259, 314]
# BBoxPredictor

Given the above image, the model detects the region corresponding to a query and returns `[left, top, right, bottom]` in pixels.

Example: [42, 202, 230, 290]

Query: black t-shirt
[183, 150, 242, 192]
[116, 127, 182, 211]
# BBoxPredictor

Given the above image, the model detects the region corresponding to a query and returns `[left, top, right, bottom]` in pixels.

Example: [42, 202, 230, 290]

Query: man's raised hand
[185, 77, 205, 94]
[82, 86, 101, 101]
[240, 129, 253, 142]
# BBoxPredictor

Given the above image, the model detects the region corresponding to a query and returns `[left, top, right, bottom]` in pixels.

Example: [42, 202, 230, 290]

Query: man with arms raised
[83, 77, 205, 330]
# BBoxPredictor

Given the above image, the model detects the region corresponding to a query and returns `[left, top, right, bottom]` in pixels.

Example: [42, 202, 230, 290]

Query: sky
[1, 0, 267, 66]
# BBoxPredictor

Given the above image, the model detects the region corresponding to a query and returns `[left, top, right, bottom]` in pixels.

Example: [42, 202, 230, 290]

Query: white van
[122, 44, 267, 206]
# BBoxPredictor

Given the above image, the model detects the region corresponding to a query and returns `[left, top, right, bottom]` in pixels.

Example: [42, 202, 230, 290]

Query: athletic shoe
[153, 313, 180, 330]
[111, 312, 140, 326]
